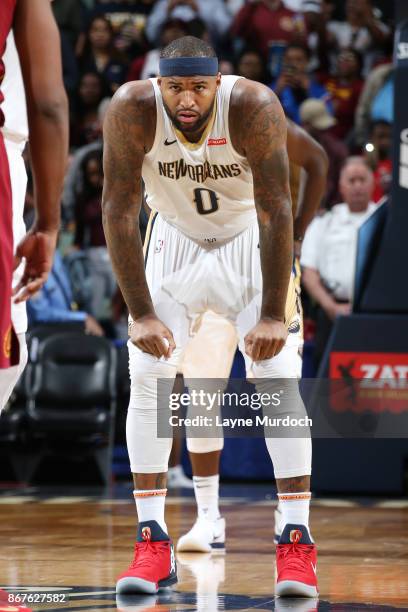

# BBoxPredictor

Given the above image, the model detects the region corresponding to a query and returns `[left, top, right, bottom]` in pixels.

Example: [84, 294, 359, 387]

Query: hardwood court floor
[0, 490, 407, 611]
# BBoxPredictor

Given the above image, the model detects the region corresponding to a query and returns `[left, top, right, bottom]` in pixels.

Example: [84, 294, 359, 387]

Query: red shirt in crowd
[324, 77, 364, 140]
[231, 1, 302, 61]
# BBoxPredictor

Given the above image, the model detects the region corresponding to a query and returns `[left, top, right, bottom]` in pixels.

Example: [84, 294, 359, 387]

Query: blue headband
[159, 57, 218, 77]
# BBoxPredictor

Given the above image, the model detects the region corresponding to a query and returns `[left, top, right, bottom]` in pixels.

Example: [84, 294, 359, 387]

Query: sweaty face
[159, 75, 220, 134]
[340, 162, 374, 211]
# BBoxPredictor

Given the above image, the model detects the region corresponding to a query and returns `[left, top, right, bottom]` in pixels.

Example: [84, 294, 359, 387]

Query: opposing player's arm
[13, 0, 69, 301]
[14, 0, 68, 233]
[286, 120, 328, 243]
[231, 81, 292, 359]
[102, 82, 175, 357]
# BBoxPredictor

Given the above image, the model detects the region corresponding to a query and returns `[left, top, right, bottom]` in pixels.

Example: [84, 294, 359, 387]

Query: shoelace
[277, 530, 314, 572]
[130, 531, 169, 570]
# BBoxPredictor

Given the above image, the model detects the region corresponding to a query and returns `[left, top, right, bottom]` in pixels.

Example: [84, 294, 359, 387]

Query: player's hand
[244, 317, 288, 361]
[12, 227, 58, 303]
[130, 314, 176, 359]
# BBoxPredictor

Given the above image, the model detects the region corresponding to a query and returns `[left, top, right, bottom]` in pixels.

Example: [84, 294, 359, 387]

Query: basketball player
[0, 0, 68, 408]
[103, 36, 318, 597]
[177, 122, 328, 552]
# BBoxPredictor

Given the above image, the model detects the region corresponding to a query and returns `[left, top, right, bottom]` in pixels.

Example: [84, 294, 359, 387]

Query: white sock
[193, 474, 220, 521]
[134, 489, 167, 533]
[277, 492, 311, 532]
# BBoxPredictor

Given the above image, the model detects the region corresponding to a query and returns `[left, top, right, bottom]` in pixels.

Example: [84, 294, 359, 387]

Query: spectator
[365, 120, 392, 203]
[324, 48, 364, 141]
[73, 150, 117, 320]
[236, 48, 269, 84]
[146, 0, 232, 47]
[354, 62, 393, 147]
[272, 43, 332, 124]
[300, 99, 348, 207]
[27, 250, 104, 336]
[127, 18, 189, 81]
[301, 0, 335, 74]
[327, 0, 391, 75]
[71, 71, 110, 148]
[301, 157, 376, 368]
[63, 98, 109, 222]
[78, 16, 128, 94]
[231, 0, 302, 63]
[219, 57, 234, 75]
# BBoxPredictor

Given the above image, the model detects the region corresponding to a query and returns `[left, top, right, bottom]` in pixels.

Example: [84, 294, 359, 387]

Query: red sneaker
[116, 521, 177, 594]
[275, 524, 318, 597]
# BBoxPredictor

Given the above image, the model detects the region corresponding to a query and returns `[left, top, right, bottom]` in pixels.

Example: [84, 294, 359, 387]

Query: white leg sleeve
[126, 341, 182, 474]
[0, 333, 28, 413]
[250, 339, 311, 479]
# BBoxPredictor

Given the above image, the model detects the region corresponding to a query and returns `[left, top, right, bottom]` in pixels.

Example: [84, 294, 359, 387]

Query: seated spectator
[78, 15, 128, 94]
[127, 18, 190, 81]
[354, 62, 393, 147]
[300, 98, 348, 207]
[272, 43, 332, 124]
[27, 250, 104, 336]
[324, 48, 364, 141]
[327, 0, 391, 75]
[231, 0, 302, 63]
[70, 71, 110, 148]
[146, 0, 232, 48]
[73, 150, 117, 320]
[301, 157, 377, 368]
[63, 98, 109, 222]
[365, 120, 392, 203]
[236, 48, 269, 84]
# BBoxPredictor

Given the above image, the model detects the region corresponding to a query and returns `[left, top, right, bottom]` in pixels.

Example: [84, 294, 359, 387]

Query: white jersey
[142, 75, 256, 246]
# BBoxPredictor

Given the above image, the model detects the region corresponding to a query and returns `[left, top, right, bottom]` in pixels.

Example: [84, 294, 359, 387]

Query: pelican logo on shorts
[155, 239, 164, 254]
[288, 319, 300, 334]
[142, 526, 151, 541]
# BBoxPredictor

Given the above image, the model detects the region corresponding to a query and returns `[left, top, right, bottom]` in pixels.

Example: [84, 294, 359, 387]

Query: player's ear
[216, 72, 222, 87]
[157, 77, 162, 87]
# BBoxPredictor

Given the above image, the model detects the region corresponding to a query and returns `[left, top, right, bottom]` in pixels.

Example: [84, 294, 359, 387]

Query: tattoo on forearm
[102, 86, 155, 320]
[237, 87, 293, 321]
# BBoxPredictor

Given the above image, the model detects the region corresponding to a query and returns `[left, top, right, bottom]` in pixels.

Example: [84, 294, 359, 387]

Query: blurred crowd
[22, 0, 394, 370]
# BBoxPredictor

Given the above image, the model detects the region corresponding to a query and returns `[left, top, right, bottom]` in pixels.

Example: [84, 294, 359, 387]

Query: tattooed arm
[230, 80, 292, 360]
[102, 81, 175, 358]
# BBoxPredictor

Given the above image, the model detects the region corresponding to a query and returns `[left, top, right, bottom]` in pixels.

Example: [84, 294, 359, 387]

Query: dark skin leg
[188, 451, 310, 492]
[277, 475, 310, 493]
[189, 450, 221, 477]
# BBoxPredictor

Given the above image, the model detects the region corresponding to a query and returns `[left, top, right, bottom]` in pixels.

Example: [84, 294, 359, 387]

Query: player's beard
[163, 99, 215, 135]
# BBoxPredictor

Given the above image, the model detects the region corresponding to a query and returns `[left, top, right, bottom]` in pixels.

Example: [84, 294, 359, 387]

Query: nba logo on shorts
[155, 239, 164, 253]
